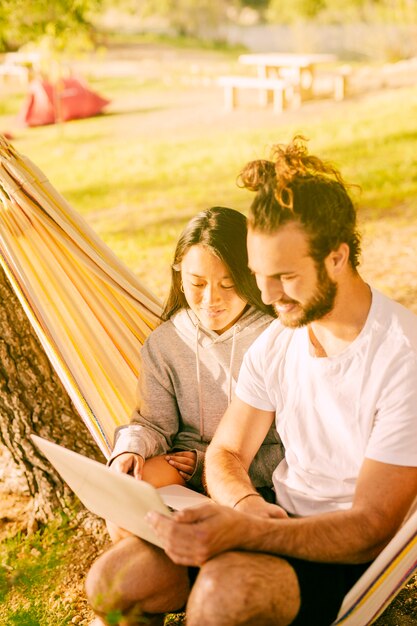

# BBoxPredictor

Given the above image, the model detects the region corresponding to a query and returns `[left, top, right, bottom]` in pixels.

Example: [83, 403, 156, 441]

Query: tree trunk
[0, 264, 104, 525]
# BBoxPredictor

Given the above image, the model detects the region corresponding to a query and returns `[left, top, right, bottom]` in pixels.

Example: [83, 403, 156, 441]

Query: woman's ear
[325, 243, 350, 278]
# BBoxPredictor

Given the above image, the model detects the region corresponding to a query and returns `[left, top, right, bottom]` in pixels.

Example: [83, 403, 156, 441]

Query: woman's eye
[191, 283, 204, 288]
[222, 284, 235, 290]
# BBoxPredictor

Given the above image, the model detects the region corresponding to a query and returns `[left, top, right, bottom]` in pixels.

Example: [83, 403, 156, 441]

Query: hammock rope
[0, 135, 162, 457]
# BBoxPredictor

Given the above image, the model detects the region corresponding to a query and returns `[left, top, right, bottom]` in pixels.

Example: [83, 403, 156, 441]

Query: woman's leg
[141, 454, 187, 488]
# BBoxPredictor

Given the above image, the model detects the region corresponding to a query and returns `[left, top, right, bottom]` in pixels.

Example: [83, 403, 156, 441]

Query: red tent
[19, 77, 110, 127]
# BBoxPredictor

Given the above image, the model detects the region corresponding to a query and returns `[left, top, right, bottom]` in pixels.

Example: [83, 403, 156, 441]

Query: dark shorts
[286, 557, 371, 625]
[188, 566, 200, 586]
[254, 487, 371, 623]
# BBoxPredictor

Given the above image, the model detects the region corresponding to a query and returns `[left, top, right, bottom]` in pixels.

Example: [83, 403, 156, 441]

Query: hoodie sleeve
[110, 336, 180, 463]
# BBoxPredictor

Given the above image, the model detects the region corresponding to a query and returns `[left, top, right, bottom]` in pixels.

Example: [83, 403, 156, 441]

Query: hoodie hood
[171, 306, 271, 348]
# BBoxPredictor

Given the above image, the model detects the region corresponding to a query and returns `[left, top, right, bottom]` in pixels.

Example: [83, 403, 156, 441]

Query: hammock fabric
[0, 135, 162, 457]
[0, 134, 416, 625]
[333, 504, 417, 624]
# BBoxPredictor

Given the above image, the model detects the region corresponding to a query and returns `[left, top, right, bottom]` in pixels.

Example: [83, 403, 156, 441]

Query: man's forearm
[238, 507, 389, 564]
[150, 461, 417, 569]
[149, 501, 388, 568]
[235, 459, 417, 565]
[205, 444, 259, 507]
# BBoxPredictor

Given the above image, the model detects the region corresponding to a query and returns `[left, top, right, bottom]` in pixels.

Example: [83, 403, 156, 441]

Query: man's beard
[274, 262, 337, 328]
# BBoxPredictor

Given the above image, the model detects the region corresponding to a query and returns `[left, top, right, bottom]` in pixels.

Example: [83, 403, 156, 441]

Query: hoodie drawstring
[195, 322, 240, 442]
[195, 323, 205, 442]
[227, 324, 239, 405]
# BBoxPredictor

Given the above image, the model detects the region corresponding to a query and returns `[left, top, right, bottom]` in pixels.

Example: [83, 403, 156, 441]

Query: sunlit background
[1, 0, 416, 308]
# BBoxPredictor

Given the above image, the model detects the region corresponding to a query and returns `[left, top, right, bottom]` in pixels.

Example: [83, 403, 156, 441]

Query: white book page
[157, 484, 211, 510]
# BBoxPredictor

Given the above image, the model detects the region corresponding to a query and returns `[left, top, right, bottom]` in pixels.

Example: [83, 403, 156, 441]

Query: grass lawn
[0, 516, 78, 625]
[1, 40, 417, 624]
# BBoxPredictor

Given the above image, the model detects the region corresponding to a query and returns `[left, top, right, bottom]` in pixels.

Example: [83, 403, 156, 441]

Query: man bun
[239, 135, 345, 210]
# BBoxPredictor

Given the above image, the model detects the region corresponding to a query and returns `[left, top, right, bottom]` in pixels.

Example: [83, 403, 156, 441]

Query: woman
[110, 206, 282, 494]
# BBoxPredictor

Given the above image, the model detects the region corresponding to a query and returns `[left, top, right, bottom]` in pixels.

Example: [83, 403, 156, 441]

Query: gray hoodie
[111, 306, 283, 490]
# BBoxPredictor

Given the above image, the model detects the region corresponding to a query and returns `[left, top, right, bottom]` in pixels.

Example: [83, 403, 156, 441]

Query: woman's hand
[165, 450, 197, 481]
[110, 452, 144, 480]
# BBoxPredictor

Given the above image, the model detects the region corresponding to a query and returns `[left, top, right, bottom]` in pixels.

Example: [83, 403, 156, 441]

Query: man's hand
[165, 450, 197, 481]
[235, 494, 288, 519]
[146, 502, 247, 566]
[110, 452, 144, 480]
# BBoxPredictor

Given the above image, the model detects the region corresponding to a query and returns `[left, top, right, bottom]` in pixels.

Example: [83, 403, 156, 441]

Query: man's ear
[325, 243, 350, 278]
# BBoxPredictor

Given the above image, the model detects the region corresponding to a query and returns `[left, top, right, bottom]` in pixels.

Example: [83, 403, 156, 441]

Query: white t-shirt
[236, 289, 417, 517]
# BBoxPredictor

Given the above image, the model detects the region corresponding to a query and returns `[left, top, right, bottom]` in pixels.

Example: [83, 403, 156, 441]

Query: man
[86, 137, 417, 625]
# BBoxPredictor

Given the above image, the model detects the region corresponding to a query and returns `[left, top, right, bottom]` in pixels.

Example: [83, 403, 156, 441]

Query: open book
[31, 435, 209, 549]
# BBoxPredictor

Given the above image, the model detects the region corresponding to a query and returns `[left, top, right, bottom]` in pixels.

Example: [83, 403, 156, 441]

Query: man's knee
[86, 535, 190, 616]
[187, 551, 299, 626]
[85, 544, 126, 615]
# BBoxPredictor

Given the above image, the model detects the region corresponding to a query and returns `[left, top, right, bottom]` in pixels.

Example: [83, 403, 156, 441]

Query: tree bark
[0, 264, 104, 525]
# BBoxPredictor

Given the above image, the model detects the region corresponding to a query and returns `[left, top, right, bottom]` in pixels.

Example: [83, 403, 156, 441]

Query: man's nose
[257, 276, 283, 305]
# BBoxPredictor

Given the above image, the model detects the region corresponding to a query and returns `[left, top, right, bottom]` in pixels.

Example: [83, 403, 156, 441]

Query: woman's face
[180, 245, 247, 334]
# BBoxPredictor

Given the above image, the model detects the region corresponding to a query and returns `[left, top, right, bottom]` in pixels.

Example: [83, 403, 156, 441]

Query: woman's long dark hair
[162, 206, 274, 321]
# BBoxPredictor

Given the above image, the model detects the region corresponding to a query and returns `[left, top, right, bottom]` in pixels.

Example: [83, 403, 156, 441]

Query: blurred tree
[136, 0, 236, 37]
[0, 0, 103, 52]
[267, 0, 417, 23]
[267, 0, 327, 23]
[238, 0, 269, 8]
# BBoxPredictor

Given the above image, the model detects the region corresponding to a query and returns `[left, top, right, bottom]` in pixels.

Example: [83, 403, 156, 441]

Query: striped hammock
[333, 503, 417, 624]
[0, 135, 162, 457]
[0, 134, 416, 626]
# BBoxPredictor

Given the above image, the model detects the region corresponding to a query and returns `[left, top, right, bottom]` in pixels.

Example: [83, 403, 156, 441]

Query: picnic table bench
[218, 52, 350, 113]
[218, 75, 296, 113]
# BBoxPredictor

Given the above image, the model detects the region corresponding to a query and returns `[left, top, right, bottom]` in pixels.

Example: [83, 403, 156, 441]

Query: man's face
[247, 223, 337, 328]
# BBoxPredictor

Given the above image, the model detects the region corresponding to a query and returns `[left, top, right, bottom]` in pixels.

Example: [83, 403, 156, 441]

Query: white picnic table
[238, 52, 337, 100]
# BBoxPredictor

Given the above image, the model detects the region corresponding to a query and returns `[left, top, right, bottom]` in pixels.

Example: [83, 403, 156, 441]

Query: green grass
[0, 515, 76, 625]
[14, 87, 417, 218]
[0, 509, 184, 625]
